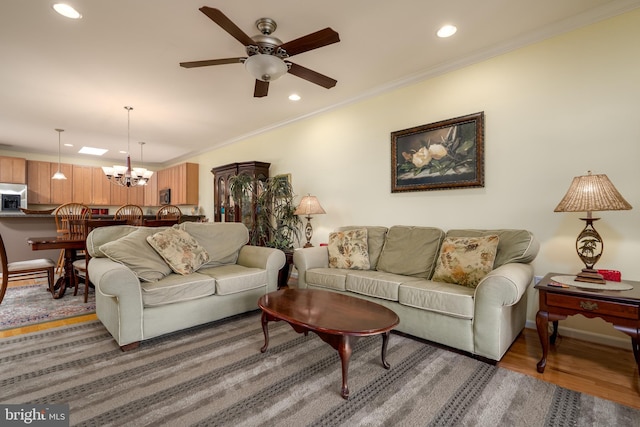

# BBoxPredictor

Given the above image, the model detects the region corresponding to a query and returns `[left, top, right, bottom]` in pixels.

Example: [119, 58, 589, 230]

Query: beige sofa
[86, 222, 285, 350]
[293, 225, 539, 361]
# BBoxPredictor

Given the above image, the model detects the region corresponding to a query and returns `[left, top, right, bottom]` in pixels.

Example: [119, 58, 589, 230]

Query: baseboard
[524, 320, 630, 350]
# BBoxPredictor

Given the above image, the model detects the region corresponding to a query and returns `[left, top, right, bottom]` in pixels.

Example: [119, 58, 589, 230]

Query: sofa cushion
[376, 226, 445, 278]
[305, 268, 348, 291]
[146, 228, 210, 275]
[431, 235, 499, 288]
[328, 228, 370, 270]
[346, 270, 422, 301]
[99, 227, 173, 282]
[198, 264, 267, 295]
[86, 225, 139, 258]
[337, 226, 388, 269]
[399, 280, 475, 319]
[178, 222, 249, 267]
[140, 272, 216, 307]
[445, 229, 538, 268]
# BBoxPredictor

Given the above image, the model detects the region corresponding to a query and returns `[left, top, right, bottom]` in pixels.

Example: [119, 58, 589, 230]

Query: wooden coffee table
[258, 288, 400, 399]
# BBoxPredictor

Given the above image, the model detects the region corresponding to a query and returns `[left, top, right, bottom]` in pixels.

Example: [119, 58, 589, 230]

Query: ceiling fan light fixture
[244, 54, 288, 82]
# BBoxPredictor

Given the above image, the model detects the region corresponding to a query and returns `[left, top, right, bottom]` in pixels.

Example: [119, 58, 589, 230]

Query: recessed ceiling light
[437, 25, 457, 38]
[63, 143, 73, 147]
[289, 94, 301, 101]
[79, 147, 108, 156]
[52, 4, 82, 19]
[119, 150, 127, 154]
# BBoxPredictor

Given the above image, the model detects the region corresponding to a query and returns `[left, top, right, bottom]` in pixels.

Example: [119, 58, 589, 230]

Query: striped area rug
[1, 312, 638, 426]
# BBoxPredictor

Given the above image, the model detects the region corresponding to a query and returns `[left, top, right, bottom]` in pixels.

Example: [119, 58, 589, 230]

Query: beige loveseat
[86, 222, 285, 350]
[293, 225, 539, 361]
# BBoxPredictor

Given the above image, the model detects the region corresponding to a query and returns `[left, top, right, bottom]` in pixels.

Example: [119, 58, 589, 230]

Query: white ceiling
[1, 0, 638, 167]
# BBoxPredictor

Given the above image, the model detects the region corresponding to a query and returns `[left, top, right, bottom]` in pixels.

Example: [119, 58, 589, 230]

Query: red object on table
[598, 269, 621, 282]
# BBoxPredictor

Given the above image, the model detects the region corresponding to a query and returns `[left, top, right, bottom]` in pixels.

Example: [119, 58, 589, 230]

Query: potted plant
[229, 173, 303, 287]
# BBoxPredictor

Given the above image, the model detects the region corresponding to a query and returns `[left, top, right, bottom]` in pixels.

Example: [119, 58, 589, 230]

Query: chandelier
[102, 106, 153, 187]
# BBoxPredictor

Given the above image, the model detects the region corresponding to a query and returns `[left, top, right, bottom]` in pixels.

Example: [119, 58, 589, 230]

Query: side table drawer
[546, 293, 639, 320]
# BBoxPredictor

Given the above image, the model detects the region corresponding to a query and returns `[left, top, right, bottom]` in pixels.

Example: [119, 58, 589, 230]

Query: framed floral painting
[391, 112, 484, 192]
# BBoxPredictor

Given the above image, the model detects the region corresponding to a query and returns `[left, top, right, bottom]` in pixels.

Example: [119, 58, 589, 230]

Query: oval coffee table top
[258, 288, 399, 336]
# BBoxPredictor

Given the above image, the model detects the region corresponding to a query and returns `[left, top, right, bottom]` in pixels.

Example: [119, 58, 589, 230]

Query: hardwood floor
[499, 327, 640, 409]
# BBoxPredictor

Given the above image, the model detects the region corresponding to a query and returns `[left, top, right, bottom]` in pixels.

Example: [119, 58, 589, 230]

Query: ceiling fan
[180, 7, 340, 97]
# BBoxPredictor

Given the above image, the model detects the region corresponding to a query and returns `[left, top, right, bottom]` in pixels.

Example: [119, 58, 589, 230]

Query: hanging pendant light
[102, 106, 153, 187]
[132, 141, 153, 186]
[51, 128, 67, 180]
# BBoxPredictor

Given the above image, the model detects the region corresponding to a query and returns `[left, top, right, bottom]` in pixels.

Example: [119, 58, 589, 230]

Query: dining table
[27, 233, 86, 299]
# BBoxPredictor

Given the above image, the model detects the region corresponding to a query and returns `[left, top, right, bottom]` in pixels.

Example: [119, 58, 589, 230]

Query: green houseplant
[229, 173, 303, 251]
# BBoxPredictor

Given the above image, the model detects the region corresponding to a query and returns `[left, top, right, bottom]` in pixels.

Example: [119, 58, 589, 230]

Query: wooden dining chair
[0, 232, 56, 304]
[72, 219, 128, 303]
[156, 204, 182, 221]
[53, 203, 91, 275]
[114, 204, 144, 226]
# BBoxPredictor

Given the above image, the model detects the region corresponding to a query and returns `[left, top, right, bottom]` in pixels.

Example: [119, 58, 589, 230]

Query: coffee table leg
[381, 331, 391, 369]
[260, 311, 270, 353]
[338, 336, 352, 400]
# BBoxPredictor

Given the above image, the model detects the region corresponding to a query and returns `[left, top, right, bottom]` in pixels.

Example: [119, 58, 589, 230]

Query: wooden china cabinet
[211, 161, 270, 228]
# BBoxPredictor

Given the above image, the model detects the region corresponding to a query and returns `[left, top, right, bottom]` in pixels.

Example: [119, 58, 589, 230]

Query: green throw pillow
[99, 227, 173, 282]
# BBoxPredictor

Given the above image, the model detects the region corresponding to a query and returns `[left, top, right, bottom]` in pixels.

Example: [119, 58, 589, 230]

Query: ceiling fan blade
[279, 28, 340, 57]
[179, 58, 245, 68]
[287, 62, 337, 89]
[199, 7, 255, 46]
[254, 80, 269, 97]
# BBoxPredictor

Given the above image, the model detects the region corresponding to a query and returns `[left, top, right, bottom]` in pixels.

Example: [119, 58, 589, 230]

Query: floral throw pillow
[431, 235, 499, 288]
[146, 228, 210, 275]
[328, 228, 370, 270]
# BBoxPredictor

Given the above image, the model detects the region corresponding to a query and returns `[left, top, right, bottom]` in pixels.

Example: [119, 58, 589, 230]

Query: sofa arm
[88, 257, 144, 346]
[237, 245, 285, 292]
[292, 247, 329, 288]
[473, 262, 534, 360]
[474, 263, 533, 306]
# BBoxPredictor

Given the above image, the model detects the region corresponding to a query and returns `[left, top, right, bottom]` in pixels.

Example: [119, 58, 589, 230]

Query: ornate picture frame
[391, 112, 485, 192]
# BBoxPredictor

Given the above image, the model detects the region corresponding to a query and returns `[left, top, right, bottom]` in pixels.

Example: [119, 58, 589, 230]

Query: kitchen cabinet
[72, 165, 113, 205]
[157, 162, 199, 205]
[211, 161, 270, 224]
[110, 181, 145, 206]
[50, 163, 73, 204]
[27, 160, 51, 204]
[72, 165, 93, 204]
[28, 160, 74, 205]
[143, 172, 158, 206]
[0, 156, 27, 184]
[92, 167, 112, 206]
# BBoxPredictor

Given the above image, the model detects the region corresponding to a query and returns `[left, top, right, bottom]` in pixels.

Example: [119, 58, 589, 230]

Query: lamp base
[574, 268, 606, 284]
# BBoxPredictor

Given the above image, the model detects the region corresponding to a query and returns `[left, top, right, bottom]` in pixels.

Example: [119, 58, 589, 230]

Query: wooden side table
[535, 272, 640, 375]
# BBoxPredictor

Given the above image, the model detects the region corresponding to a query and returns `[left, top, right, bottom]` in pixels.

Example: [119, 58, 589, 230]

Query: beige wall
[189, 10, 640, 346]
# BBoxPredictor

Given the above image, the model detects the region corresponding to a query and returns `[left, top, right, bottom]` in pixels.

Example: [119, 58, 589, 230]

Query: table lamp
[554, 171, 632, 284]
[294, 194, 326, 248]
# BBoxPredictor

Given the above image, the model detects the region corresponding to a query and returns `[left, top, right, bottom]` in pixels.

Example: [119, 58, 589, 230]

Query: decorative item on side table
[554, 171, 632, 284]
[294, 194, 326, 248]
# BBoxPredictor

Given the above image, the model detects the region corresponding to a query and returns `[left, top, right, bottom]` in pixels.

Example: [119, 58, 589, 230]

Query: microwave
[1, 194, 21, 211]
[159, 189, 171, 205]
